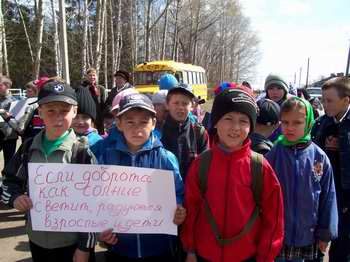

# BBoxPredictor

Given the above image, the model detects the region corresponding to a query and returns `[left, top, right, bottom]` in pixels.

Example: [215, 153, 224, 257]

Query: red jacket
[181, 139, 284, 262]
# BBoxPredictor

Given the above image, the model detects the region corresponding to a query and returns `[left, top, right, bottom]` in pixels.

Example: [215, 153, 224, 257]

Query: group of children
[0, 73, 349, 262]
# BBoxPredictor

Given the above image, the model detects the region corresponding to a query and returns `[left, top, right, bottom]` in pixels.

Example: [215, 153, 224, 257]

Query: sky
[239, 0, 350, 90]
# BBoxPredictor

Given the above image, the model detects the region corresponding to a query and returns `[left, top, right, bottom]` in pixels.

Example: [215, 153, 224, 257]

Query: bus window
[187, 71, 193, 85]
[200, 72, 204, 84]
[175, 72, 183, 83]
[134, 71, 172, 85]
[183, 71, 188, 84]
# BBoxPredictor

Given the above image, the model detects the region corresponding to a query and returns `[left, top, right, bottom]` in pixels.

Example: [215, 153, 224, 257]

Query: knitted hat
[152, 90, 168, 104]
[256, 98, 280, 126]
[110, 88, 139, 112]
[75, 87, 97, 122]
[214, 82, 237, 96]
[211, 88, 257, 132]
[264, 73, 288, 94]
[158, 74, 178, 90]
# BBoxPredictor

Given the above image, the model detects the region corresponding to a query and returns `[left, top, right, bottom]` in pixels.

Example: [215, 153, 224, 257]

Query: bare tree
[51, 0, 61, 76]
[81, 0, 89, 76]
[33, 0, 44, 79]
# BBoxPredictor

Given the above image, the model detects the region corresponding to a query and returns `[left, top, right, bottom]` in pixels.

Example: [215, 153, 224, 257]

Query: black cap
[256, 99, 280, 126]
[37, 81, 77, 106]
[211, 88, 257, 132]
[117, 93, 156, 117]
[75, 87, 97, 122]
[114, 70, 130, 82]
[168, 83, 195, 99]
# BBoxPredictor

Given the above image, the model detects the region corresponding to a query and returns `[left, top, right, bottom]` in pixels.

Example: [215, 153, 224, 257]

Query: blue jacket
[312, 113, 350, 191]
[92, 127, 184, 258]
[266, 142, 338, 246]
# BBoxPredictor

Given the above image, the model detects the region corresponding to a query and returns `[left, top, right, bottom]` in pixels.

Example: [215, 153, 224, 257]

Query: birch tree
[33, 0, 44, 79]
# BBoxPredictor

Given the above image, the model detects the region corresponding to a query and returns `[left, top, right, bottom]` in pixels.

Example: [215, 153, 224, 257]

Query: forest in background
[0, 0, 260, 89]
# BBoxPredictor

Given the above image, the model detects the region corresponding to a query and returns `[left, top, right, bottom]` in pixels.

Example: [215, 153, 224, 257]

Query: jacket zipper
[131, 154, 142, 258]
[291, 148, 299, 245]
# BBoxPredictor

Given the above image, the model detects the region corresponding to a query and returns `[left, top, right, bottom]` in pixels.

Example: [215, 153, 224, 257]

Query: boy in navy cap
[1, 80, 97, 262]
[161, 83, 209, 182]
[250, 98, 280, 155]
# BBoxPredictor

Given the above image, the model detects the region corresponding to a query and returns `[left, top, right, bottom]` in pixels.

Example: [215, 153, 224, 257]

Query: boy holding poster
[94, 93, 185, 262]
[1, 81, 97, 262]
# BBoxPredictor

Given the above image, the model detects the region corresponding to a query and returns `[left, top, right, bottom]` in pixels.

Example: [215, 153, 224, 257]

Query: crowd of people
[0, 70, 349, 262]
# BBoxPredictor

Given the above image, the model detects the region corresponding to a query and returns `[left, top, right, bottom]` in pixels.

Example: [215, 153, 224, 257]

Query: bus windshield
[134, 71, 173, 85]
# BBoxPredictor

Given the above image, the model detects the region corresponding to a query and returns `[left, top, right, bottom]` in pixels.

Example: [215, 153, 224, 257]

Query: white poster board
[28, 163, 177, 235]
[9, 97, 37, 121]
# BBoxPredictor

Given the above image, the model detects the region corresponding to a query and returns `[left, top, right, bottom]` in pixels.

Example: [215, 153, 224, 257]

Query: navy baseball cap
[168, 83, 195, 99]
[36, 81, 77, 106]
[117, 93, 156, 117]
[256, 98, 280, 125]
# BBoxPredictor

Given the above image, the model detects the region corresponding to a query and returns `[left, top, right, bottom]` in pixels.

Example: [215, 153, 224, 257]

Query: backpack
[16, 137, 91, 183]
[198, 149, 263, 246]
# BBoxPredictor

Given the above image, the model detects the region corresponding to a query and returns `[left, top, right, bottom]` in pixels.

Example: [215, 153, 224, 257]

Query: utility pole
[346, 40, 350, 76]
[298, 67, 302, 88]
[59, 0, 70, 84]
[305, 57, 310, 88]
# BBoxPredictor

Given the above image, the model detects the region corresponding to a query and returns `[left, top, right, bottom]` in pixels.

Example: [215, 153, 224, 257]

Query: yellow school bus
[134, 60, 208, 100]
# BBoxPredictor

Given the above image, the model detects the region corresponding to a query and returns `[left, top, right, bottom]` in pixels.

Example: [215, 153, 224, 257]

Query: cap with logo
[37, 81, 77, 106]
[211, 88, 257, 132]
[117, 93, 156, 117]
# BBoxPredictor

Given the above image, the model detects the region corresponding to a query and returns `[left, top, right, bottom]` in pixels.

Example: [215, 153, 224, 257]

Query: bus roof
[134, 60, 206, 73]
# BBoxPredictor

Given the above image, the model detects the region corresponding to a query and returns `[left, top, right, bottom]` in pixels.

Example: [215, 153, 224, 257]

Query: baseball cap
[168, 83, 195, 99]
[152, 90, 168, 104]
[117, 93, 156, 117]
[256, 98, 280, 126]
[36, 81, 77, 106]
[110, 88, 139, 112]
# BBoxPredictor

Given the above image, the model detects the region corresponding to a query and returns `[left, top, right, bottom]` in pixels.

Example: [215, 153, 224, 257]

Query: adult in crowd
[81, 67, 107, 134]
[0, 75, 18, 169]
[105, 70, 133, 110]
[0, 77, 48, 142]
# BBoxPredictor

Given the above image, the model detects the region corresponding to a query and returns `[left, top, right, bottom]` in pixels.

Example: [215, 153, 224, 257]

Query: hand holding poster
[28, 163, 178, 235]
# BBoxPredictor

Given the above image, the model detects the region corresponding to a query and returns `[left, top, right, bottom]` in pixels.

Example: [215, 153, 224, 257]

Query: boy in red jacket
[181, 87, 284, 262]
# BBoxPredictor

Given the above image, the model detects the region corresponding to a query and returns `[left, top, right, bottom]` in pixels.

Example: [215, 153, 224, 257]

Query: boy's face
[267, 85, 285, 102]
[166, 93, 193, 122]
[215, 111, 250, 151]
[281, 107, 306, 142]
[116, 108, 156, 153]
[26, 86, 38, 98]
[322, 87, 349, 119]
[72, 113, 93, 135]
[0, 82, 8, 95]
[39, 101, 77, 140]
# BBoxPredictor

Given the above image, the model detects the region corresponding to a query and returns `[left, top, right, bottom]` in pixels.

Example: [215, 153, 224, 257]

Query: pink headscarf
[110, 88, 139, 112]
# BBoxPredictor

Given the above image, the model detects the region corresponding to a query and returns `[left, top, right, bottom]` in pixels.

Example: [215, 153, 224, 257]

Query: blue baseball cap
[168, 83, 195, 99]
[117, 93, 156, 117]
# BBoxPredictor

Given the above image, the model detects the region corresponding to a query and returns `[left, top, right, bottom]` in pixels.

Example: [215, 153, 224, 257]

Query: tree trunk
[15, 0, 34, 63]
[108, 0, 116, 75]
[172, 0, 180, 60]
[103, 12, 108, 89]
[94, 0, 106, 77]
[160, 0, 169, 60]
[33, 0, 44, 79]
[81, 0, 89, 77]
[51, 0, 61, 76]
[0, 0, 3, 74]
[144, 0, 152, 62]
[115, 0, 122, 70]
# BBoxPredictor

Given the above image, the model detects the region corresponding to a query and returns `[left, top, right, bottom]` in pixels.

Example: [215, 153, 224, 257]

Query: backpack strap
[71, 137, 91, 164]
[199, 149, 264, 246]
[198, 150, 212, 196]
[251, 150, 263, 210]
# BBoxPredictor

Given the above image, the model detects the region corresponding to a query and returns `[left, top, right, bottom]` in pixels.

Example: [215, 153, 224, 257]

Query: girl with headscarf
[266, 97, 338, 261]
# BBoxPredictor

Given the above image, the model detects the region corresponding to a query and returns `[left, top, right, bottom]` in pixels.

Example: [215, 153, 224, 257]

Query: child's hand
[186, 253, 197, 262]
[98, 229, 118, 245]
[318, 240, 329, 253]
[173, 205, 186, 225]
[13, 195, 33, 212]
[73, 248, 90, 262]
